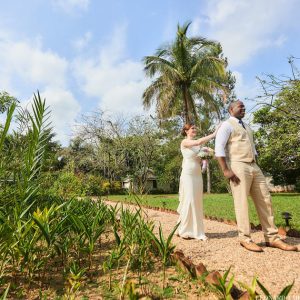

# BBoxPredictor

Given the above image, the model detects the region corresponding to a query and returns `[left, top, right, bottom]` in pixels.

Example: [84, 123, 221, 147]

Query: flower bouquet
[197, 147, 215, 173]
[197, 147, 214, 159]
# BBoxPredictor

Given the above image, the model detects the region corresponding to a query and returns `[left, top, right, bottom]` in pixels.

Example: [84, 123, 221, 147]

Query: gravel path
[107, 201, 300, 297]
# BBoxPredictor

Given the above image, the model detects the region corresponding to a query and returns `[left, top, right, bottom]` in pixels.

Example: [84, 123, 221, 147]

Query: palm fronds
[19, 91, 52, 204]
[142, 22, 230, 124]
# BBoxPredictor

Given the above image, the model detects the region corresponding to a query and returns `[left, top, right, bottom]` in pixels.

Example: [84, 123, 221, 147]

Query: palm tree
[143, 22, 229, 124]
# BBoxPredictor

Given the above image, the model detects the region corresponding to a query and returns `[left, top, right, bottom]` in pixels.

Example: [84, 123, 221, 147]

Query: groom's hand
[223, 169, 240, 184]
[216, 157, 240, 184]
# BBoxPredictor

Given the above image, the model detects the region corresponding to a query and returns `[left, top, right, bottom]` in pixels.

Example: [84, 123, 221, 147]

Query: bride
[177, 123, 218, 240]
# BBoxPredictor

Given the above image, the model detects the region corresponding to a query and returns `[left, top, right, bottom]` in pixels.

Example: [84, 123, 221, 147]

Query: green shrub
[210, 176, 230, 193]
[295, 177, 300, 192]
[202, 160, 229, 193]
[82, 174, 105, 196]
[39, 171, 59, 195]
[78, 174, 124, 196]
[50, 171, 85, 199]
[110, 181, 123, 194]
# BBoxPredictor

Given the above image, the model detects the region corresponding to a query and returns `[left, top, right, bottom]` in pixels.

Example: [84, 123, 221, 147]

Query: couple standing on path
[177, 100, 298, 252]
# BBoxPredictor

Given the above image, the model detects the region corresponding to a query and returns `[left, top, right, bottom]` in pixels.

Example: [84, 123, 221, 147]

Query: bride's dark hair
[181, 123, 194, 136]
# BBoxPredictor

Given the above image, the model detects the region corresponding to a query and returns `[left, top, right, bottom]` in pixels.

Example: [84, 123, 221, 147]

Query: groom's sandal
[265, 240, 298, 251]
[240, 241, 263, 252]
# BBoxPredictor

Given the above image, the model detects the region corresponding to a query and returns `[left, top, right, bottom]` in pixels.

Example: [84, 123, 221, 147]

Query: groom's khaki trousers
[229, 161, 278, 242]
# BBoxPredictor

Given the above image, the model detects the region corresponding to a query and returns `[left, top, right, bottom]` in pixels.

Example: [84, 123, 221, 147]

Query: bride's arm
[182, 124, 220, 147]
[181, 132, 216, 147]
[196, 132, 217, 145]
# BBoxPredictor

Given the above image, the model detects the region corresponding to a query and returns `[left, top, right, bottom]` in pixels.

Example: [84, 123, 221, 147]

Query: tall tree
[73, 111, 162, 193]
[253, 80, 300, 185]
[0, 91, 18, 114]
[143, 22, 229, 124]
[253, 57, 300, 187]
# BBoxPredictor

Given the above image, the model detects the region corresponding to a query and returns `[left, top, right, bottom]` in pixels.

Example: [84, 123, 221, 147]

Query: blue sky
[1, 0, 300, 145]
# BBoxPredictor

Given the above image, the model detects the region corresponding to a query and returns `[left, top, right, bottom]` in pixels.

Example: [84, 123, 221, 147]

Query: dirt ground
[106, 201, 300, 297]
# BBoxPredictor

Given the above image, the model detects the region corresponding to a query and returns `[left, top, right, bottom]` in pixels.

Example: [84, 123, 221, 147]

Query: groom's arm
[215, 122, 240, 184]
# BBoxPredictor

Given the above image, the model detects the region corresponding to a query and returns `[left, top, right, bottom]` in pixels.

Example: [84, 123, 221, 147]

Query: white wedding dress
[177, 144, 207, 240]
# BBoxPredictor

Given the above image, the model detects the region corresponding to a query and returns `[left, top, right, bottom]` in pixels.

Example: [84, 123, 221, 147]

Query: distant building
[122, 169, 171, 193]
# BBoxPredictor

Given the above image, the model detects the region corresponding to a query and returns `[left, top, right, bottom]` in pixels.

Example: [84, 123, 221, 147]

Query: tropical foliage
[143, 22, 231, 124]
[0, 94, 184, 298]
[254, 79, 300, 187]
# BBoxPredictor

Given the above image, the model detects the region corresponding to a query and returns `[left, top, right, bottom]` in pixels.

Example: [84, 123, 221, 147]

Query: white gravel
[107, 201, 300, 297]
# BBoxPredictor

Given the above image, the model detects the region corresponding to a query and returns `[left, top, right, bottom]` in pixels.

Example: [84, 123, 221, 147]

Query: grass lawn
[106, 193, 300, 231]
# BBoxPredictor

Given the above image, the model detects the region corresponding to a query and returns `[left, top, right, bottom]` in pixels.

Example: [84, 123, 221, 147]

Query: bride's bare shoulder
[181, 139, 188, 147]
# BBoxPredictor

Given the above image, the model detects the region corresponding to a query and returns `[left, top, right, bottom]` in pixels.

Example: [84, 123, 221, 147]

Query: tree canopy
[254, 79, 300, 185]
[142, 22, 231, 124]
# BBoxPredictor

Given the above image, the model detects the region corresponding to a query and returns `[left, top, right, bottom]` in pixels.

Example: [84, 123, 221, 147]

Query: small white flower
[197, 147, 214, 159]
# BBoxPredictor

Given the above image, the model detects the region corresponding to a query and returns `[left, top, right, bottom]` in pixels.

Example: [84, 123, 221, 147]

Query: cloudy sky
[1, 0, 299, 145]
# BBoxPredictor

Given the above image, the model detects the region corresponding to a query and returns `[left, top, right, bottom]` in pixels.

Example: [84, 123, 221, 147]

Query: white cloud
[100, 80, 149, 115]
[273, 35, 287, 47]
[0, 39, 68, 88]
[72, 32, 92, 51]
[232, 71, 257, 100]
[190, 18, 202, 37]
[39, 88, 81, 145]
[19, 89, 81, 146]
[74, 58, 145, 97]
[98, 24, 127, 66]
[198, 0, 297, 67]
[0, 34, 81, 145]
[73, 24, 149, 115]
[51, 0, 90, 13]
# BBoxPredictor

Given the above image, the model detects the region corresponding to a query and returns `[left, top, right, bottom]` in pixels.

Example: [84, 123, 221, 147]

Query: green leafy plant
[103, 246, 125, 291]
[65, 262, 87, 300]
[0, 283, 10, 300]
[0, 102, 16, 152]
[146, 222, 179, 288]
[18, 91, 52, 205]
[32, 202, 68, 255]
[211, 267, 234, 300]
[238, 277, 258, 300]
[123, 280, 139, 300]
[257, 278, 294, 300]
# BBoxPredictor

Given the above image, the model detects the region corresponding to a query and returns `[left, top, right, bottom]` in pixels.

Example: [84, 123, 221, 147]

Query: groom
[215, 100, 297, 252]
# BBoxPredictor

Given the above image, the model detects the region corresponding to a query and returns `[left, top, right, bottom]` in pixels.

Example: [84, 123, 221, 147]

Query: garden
[0, 20, 299, 299]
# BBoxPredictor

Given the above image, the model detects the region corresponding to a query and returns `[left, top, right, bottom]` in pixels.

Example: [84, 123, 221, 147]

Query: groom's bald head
[228, 100, 243, 110]
[228, 100, 245, 119]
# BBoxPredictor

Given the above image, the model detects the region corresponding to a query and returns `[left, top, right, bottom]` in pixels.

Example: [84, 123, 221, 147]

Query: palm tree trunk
[182, 85, 190, 123]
